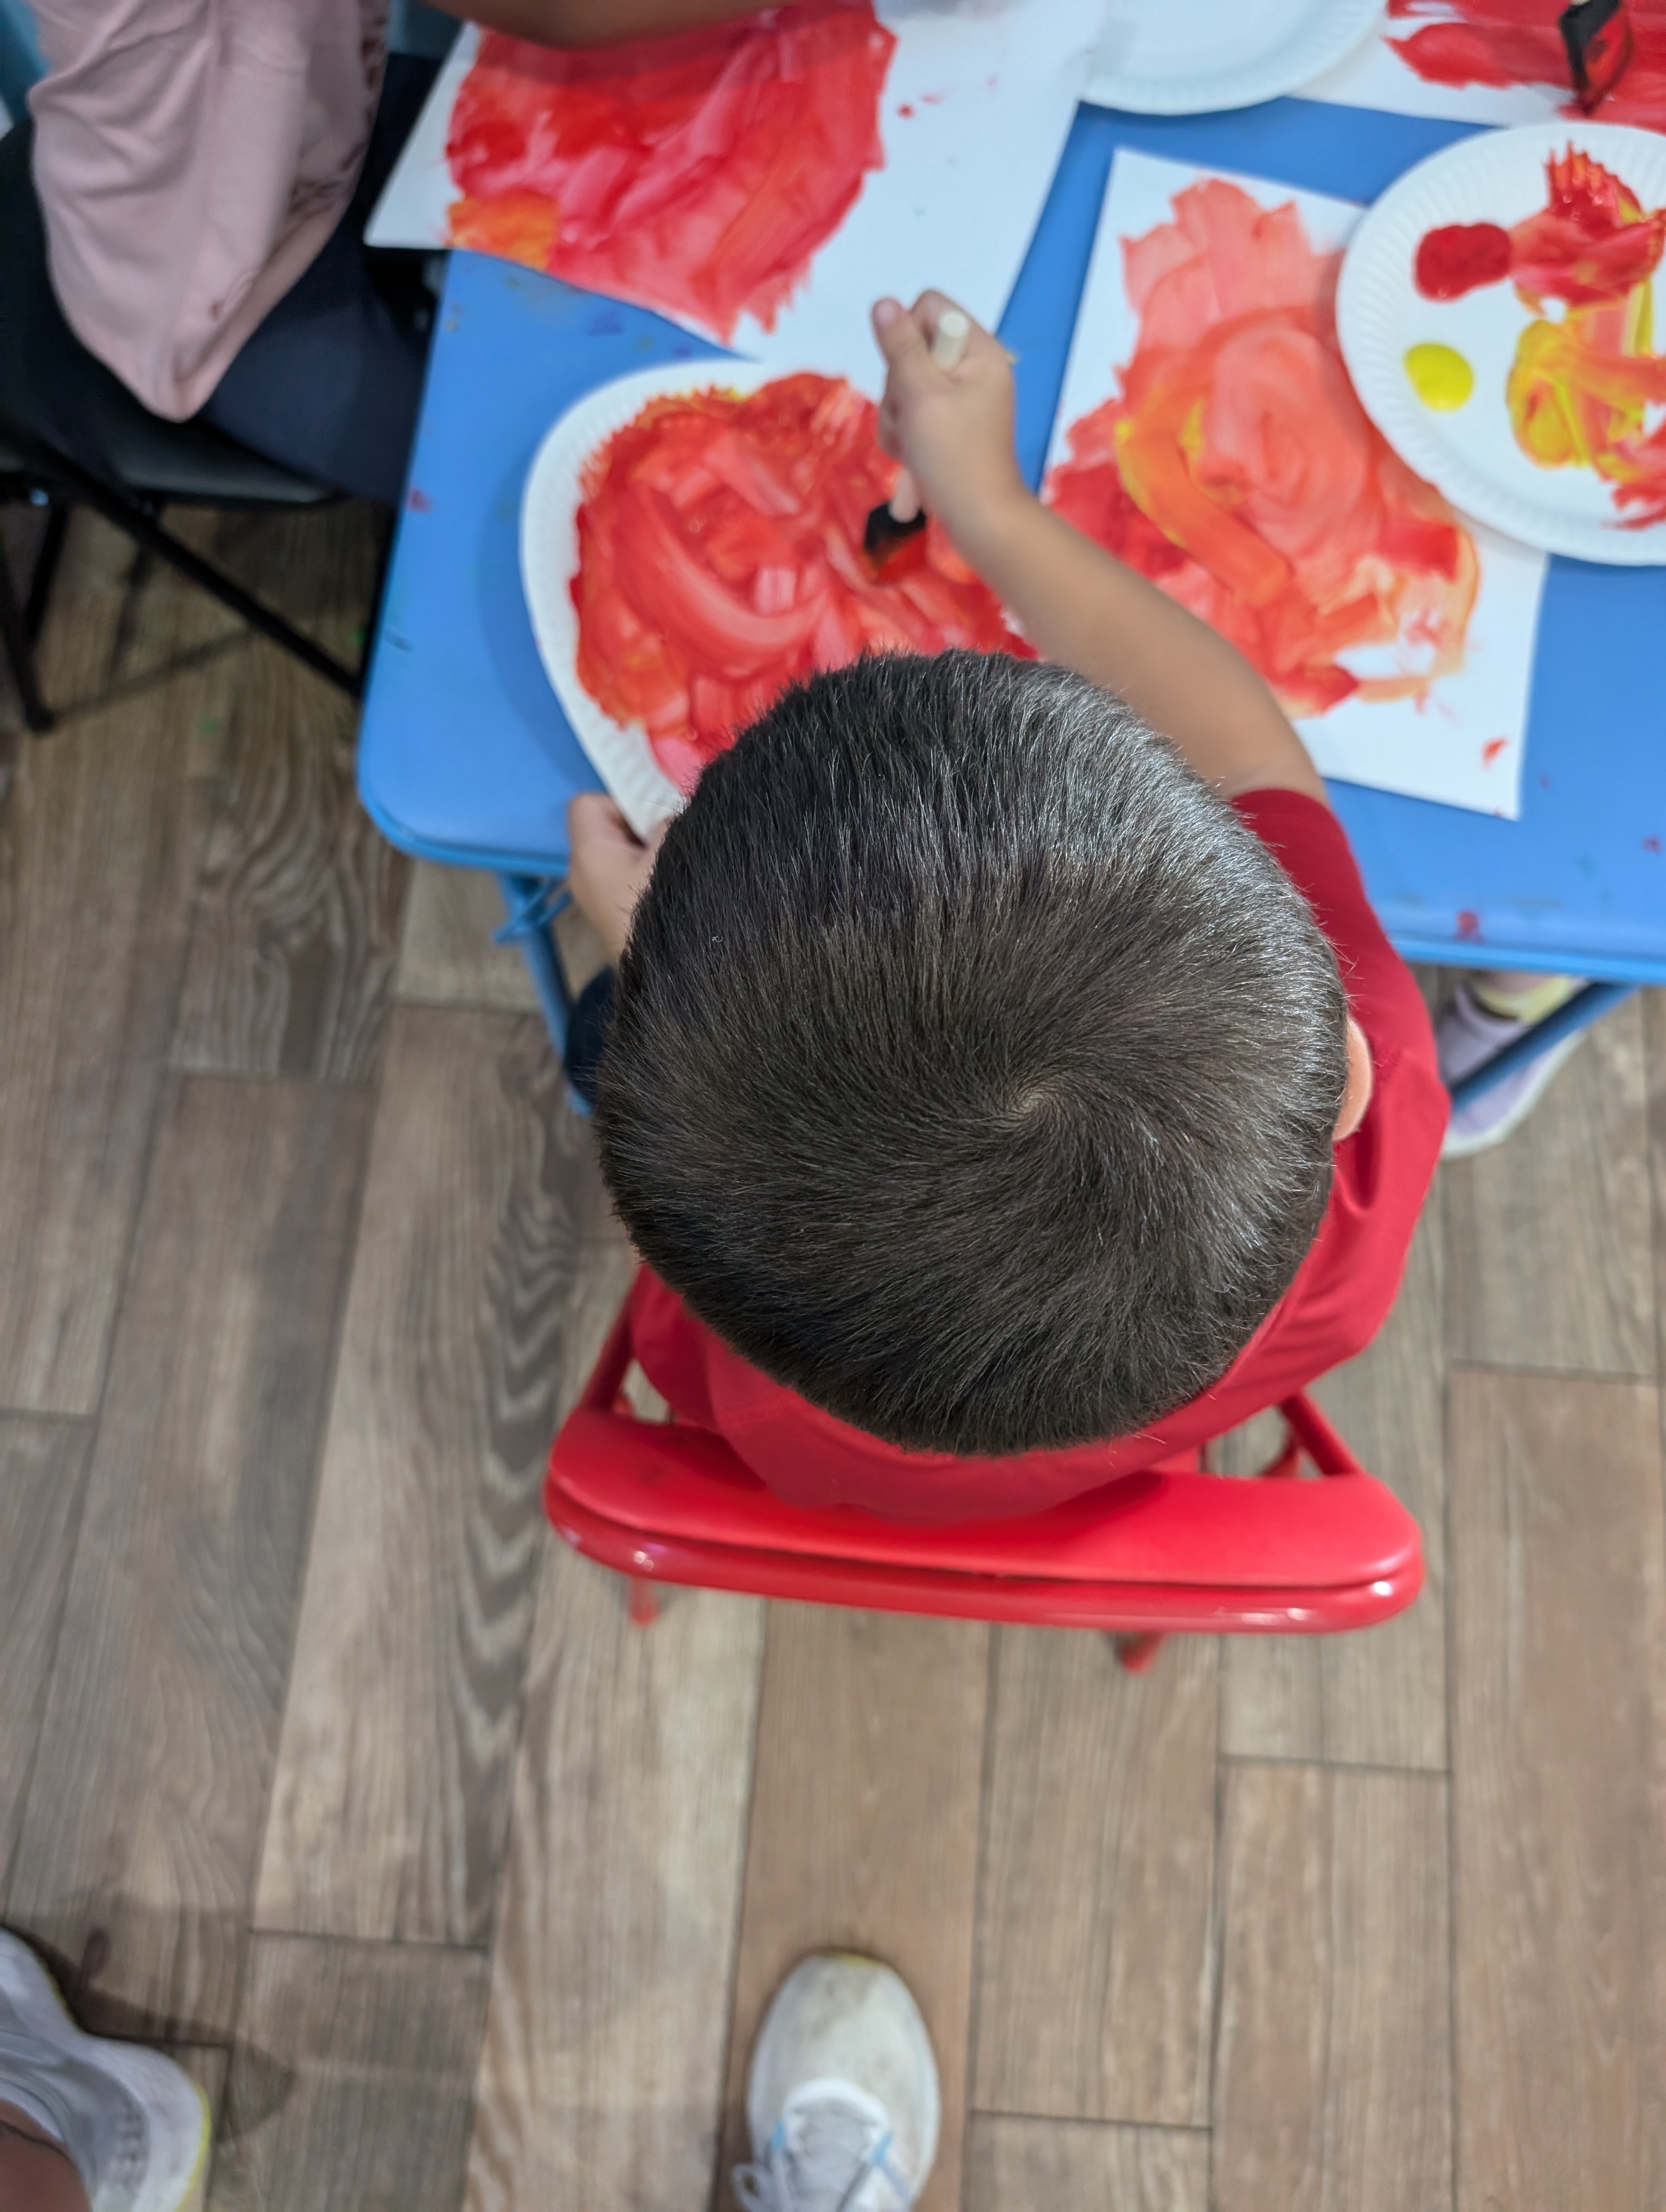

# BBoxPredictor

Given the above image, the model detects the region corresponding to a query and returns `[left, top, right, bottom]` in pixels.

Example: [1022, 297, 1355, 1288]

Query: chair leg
[1114, 1631, 1165, 1673]
[0, 528, 52, 732]
[35, 455, 362, 699]
[24, 500, 68, 643]
[627, 1577, 660, 1627]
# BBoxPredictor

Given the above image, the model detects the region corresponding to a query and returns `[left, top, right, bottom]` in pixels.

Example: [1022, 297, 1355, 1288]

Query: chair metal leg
[33, 455, 363, 699]
[627, 1577, 661, 1626]
[24, 499, 68, 642]
[1115, 1631, 1165, 1673]
[495, 872, 575, 1065]
[0, 528, 52, 732]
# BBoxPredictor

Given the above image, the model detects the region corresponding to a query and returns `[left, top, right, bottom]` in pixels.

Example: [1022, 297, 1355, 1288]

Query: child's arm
[430, 0, 768, 45]
[872, 293, 1328, 805]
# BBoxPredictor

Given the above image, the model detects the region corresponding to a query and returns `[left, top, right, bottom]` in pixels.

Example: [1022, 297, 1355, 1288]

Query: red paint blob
[1045, 180, 1476, 721]
[572, 375, 1030, 787]
[1386, 0, 1666, 131]
[1645, 834, 1662, 851]
[407, 485, 433, 512]
[1456, 908, 1482, 940]
[1414, 221, 1513, 299]
[444, 1, 896, 339]
[1481, 736, 1509, 763]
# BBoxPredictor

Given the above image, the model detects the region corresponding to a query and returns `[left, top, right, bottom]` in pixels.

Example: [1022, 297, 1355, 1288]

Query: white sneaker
[0, 1934, 210, 2212]
[734, 1953, 939, 2212]
[1438, 979, 1584, 1159]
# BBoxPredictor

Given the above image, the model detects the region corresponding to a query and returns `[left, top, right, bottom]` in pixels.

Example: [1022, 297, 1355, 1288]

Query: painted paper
[1044, 150, 1548, 816]
[570, 372, 1028, 796]
[368, 0, 1104, 395]
[1302, 0, 1666, 131]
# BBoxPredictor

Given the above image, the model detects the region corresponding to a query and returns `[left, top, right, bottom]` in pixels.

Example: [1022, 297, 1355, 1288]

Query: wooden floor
[3, 508, 1663, 2212]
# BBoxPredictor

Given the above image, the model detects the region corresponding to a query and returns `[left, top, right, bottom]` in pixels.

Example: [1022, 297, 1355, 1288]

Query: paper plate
[520, 361, 776, 839]
[1085, 0, 1382, 117]
[1337, 121, 1666, 566]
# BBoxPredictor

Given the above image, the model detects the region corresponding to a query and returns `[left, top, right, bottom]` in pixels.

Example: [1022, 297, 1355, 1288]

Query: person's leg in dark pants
[202, 54, 442, 505]
[565, 968, 617, 1109]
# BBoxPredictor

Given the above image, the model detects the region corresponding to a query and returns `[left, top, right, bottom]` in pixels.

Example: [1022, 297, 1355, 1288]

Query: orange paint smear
[445, 1, 895, 339]
[1420, 150, 1666, 525]
[572, 375, 1030, 789]
[1044, 180, 1477, 719]
[1385, 0, 1666, 129]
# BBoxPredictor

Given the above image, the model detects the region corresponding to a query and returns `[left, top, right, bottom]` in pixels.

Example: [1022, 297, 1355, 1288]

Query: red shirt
[629, 788, 1447, 1523]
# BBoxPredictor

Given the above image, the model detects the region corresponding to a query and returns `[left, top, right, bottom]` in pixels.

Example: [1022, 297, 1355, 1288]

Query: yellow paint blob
[1404, 342, 1474, 411]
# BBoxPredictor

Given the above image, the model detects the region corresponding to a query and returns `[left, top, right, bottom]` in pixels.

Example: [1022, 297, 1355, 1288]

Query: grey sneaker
[1438, 979, 1583, 1158]
[0, 1934, 210, 2212]
[733, 1953, 939, 2212]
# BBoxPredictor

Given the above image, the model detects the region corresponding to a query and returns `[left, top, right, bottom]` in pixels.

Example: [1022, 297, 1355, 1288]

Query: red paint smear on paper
[1482, 736, 1509, 762]
[1415, 150, 1666, 524]
[1044, 180, 1478, 719]
[1385, 0, 1666, 130]
[407, 485, 432, 512]
[1456, 907, 1482, 939]
[1645, 833, 1662, 850]
[444, 0, 895, 340]
[572, 374, 1030, 788]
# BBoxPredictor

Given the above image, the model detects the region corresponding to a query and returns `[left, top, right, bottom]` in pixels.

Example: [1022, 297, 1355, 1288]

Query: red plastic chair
[546, 1304, 1422, 1669]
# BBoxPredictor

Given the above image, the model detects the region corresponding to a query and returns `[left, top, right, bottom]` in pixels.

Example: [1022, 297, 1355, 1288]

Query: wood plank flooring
[2, 507, 1663, 2210]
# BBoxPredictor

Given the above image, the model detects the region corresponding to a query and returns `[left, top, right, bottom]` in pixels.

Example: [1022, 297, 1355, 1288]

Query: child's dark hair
[596, 652, 1349, 1458]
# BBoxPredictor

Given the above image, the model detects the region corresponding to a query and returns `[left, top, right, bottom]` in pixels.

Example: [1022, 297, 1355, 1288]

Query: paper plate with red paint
[521, 363, 1030, 837]
[1086, 0, 1381, 116]
[1338, 121, 1666, 563]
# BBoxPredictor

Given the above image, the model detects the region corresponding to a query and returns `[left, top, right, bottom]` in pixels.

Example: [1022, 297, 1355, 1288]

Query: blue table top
[359, 95, 1666, 982]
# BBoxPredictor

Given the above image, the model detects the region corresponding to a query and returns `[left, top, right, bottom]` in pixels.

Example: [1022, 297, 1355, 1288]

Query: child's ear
[1333, 1017, 1374, 1143]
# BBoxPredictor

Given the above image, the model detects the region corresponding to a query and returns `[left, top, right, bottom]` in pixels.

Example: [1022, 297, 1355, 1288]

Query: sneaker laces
[732, 2089, 912, 2212]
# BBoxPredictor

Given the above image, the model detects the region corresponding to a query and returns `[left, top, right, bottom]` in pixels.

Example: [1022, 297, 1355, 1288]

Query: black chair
[0, 119, 367, 732]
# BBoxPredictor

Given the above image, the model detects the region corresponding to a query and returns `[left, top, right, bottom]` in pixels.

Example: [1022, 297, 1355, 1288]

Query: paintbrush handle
[931, 307, 971, 370]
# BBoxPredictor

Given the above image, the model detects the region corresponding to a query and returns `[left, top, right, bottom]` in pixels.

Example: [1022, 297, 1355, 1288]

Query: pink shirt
[30, 0, 388, 420]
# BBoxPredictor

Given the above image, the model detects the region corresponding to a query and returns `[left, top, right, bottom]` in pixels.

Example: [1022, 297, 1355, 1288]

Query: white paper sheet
[1045, 149, 1548, 818]
[367, 0, 1104, 396]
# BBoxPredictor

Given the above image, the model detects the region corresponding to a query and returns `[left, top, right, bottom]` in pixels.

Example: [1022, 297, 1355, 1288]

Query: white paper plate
[1337, 121, 1666, 566]
[521, 361, 778, 839]
[1086, 0, 1382, 116]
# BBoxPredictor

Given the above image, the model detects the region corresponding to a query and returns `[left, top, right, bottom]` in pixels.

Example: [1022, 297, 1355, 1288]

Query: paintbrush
[863, 308, 971, 574]
[1560, 0, 1635, 109]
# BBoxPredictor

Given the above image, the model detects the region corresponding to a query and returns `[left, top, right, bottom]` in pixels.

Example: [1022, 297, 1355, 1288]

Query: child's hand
[567, 793, 668, 967]
[871, 291, 1029, 562]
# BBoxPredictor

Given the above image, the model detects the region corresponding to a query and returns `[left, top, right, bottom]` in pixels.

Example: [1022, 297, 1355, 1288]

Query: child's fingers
[871, 294, 932, 378]
[568, 790, 640, 854]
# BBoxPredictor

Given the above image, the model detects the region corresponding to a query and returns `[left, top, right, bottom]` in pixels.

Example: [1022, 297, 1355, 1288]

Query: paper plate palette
[1337, 121, 1666, 566]
[521, 361, 777, 838]
[1085, 0, 1381, 117]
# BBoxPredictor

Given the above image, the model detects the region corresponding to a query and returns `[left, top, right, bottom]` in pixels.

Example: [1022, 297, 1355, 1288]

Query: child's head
[597, 651, 1350, 1458]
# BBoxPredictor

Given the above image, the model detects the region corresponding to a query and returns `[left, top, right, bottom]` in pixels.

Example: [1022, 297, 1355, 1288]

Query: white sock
[1469, 973, 1580, 1025]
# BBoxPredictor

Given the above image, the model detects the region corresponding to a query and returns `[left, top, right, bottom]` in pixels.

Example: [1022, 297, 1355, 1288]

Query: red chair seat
[546, 1308, 1423, 1638]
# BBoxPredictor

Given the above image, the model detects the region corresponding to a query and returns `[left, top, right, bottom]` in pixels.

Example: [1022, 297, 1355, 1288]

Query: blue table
[360, 96, 1666, 1076]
